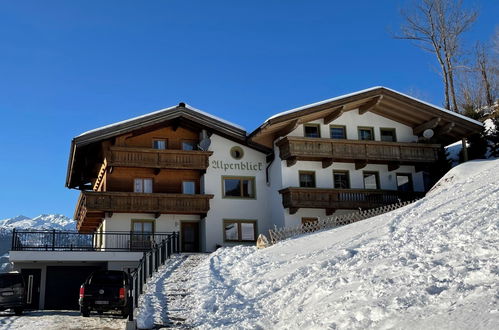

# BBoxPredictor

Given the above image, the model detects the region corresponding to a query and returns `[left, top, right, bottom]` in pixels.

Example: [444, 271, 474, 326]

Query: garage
[44, 265, 103, 310]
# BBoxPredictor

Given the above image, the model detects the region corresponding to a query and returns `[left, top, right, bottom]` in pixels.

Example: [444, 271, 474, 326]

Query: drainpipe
[462, 138, 468, 162]
[266, 153, 275, 186]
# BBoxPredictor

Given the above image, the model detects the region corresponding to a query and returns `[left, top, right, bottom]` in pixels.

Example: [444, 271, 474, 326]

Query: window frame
[379, 128, 397, 142]
[333, 170, 350, 189]
[152, 138, 168, 150]
[131, 219, 155, 233]
[134, 178, 154, 193]
[396, 173, 414, 192]
[299, 171, 316, 188]
[329, 125, 347, 139]
[358, 126, 375, 141]
[362, 171, 380, 190]
[303, 123, 321, 138]
[223, 219, 257, 242]
[221, 176, 257, 199]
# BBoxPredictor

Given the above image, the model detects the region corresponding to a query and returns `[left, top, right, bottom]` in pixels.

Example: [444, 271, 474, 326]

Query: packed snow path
[136, 253, 208, 329]
[0, 310, 126, 329]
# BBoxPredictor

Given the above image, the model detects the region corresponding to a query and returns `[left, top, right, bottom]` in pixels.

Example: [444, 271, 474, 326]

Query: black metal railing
[11, 229, 178, 252]
[128, 233, 180, 322]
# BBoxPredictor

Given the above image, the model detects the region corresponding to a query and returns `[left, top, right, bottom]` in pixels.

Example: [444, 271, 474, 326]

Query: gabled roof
[66, 103, 266, 189]
[249, 86, 483, 147]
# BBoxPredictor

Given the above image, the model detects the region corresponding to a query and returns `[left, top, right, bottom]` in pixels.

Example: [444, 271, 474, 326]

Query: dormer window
[304, 124, 321, 138]
[152, 139, 167, 149]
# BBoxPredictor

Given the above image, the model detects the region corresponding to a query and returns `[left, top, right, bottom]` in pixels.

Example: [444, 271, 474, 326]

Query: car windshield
[89, 272, 125, 286]
[0, 274, 23, 289]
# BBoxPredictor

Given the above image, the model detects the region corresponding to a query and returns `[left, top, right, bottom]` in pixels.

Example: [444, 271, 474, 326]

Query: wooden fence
[268, 199, 419, 244]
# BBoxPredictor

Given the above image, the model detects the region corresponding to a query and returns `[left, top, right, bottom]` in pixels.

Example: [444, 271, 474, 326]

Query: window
[363, 171, 380, 189]
[182, 140, 197, 151]
[358, 127, 374, 141]
[304, 124, 321, 138]
[222, 177, 255, 198]
[299, 171, 316, 188]
[223, 220, 257, 242]
[396, 173, 413, 192]
[380, 128, 397, 142]
[134, 178, 153, 193]
[131, 220, 154, 250]
[182, 181, 196, 194]
[230, 146, 244, 160]
[333, 171, 350, 189]
[152, 139, 167, 149]
[330, 125, 347, 139]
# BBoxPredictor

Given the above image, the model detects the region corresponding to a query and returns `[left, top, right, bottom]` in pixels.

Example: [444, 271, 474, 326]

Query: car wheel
[14, 308, 23, 316]
[80, 307, 90, 317]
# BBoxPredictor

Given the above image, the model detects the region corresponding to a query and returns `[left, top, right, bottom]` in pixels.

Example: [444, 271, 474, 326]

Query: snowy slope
[180, 159, 499, 329]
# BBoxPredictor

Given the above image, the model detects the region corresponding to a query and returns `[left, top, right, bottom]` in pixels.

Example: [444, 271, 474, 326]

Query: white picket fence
[268, 199, 419, 245]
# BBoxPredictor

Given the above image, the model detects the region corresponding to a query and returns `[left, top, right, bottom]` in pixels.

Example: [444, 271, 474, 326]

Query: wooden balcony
[74, 191, 214, 232]
[107, 147, 213, 170]
[279, 187, 425, 214]
[276, 137, 440, 169]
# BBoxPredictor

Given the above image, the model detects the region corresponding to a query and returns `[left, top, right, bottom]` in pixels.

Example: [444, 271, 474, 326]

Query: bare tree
[397, 0, 478, 112]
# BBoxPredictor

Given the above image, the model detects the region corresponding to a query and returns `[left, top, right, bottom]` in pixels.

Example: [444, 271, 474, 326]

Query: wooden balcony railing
[279, 187, 425, 214]
[107, 147, 213, 170]
[276, 137, 440, 167]
[74, 191, 214, 231]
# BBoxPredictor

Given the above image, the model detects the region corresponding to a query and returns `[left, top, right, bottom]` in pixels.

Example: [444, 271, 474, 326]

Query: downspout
[266, 152, 275, 186]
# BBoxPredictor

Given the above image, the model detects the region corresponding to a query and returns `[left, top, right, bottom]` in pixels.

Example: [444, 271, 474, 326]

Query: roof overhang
[249, 86, 483, 148]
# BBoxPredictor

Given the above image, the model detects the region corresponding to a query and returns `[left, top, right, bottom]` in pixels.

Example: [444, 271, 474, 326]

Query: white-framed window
[134, 178, 153, 193]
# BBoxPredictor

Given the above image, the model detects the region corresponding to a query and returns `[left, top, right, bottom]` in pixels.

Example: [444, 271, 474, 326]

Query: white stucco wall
[287, 108, 418, 142]
[203, 134, 271, 252]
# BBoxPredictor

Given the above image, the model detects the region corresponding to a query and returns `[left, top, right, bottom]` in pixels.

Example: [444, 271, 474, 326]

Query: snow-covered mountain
[0, 214, 76, 232]
[170, 158, 499, 329]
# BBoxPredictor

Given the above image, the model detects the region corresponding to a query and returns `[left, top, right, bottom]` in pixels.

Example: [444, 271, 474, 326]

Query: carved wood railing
[279, 187, 425, 214]
[107, 147, 213, 170]
[276, 137, 440, 166]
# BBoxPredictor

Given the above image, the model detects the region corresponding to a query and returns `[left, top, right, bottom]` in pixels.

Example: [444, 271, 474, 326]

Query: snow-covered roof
[78, 103, 245, 138]
[264, 86, 482, 126]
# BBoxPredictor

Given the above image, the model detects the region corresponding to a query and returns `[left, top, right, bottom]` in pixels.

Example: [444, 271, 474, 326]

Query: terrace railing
[11, 229, 178, 252]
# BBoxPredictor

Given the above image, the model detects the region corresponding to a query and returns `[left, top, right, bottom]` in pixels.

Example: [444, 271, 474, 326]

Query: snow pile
[182, 159, 499, 329]
[0, 214, 75, 231]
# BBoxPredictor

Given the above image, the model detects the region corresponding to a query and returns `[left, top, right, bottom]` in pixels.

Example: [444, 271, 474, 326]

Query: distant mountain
[0, 214, 76, 233]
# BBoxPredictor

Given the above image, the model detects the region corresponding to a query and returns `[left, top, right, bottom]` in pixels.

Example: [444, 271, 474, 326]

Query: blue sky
[0, 1, 497, 219]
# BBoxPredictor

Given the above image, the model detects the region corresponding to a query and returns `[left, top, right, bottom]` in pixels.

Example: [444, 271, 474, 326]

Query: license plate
[1, 292, 13, 296]
[95, 300, 109, 305]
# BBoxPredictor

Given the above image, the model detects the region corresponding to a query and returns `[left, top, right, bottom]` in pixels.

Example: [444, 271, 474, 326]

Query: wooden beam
[326, 208, 336, 216]
[355, 160, 367, 170]
[413, 117, 441, 135]
[289, 207, 299, 215]
[274, 119, 299, 139]
[437, 122, 455, 135]
[286, 157, 298, 167]
[358, 96, 383, 115]
[322, 159, 334, 169]
[154, 168, 161, 175]
[323, 106, 344, 124]
[154, 212, 161, 219]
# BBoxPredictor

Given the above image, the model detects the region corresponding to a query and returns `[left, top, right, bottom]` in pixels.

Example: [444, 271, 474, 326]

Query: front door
[181, 222, 199, 252]
[21, 269, 41, 310]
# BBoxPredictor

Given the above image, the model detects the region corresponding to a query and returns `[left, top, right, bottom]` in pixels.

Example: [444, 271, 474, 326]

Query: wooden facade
[276, 136, 441, 169]
[279, 187, 425, 215]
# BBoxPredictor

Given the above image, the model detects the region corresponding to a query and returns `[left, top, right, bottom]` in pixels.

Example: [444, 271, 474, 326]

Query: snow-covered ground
[172, 158, 499, 329]
[136, 254, 208, 329]
[0, 310, 126, 330]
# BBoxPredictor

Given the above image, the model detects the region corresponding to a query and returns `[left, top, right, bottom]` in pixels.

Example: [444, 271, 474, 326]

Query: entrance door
[20, 269, 41, 310]
[181, 222, 199, 252]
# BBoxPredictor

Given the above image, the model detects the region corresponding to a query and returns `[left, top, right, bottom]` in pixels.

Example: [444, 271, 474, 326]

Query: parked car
[79, 270, 131, 318]
[0, 272, 25, 315]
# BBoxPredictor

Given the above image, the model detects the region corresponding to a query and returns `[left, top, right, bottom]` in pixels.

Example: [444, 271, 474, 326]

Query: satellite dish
[199, 137, 211, 151]
[423, 129, 434, 139]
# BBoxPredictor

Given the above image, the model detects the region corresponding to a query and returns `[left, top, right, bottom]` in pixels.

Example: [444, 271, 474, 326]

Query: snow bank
[183, 159, 499, 329]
